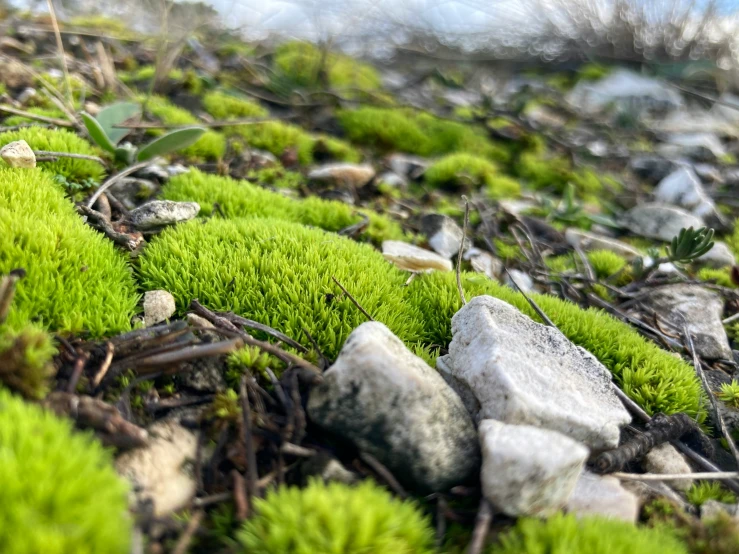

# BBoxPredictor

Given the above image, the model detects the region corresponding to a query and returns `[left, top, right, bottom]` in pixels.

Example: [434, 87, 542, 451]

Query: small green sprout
[687, 481, 737, 506]
[669, 226, 715, 264]
[212, 389, 241, 421]
[718, 381, 739, 408]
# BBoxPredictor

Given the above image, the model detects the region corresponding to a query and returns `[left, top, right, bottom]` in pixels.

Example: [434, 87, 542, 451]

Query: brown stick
[466, 499, 493, 554]
[241, 375, 260, 508]
[0, 105, 73, 127]
[91, 342, 114, 388]
[331, 276, 374, 321]
[456, 197, 470, 306]
[34, 150, 106, 165]
[172, 509, 204, 554]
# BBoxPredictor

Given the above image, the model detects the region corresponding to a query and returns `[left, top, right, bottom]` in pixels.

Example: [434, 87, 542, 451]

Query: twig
[359, 452, 408, 499]
[113, 116, 285, 129]
[332, 276, 374, 321]
[0, 105, 73, 127]
[232, 470, 249, 521]
[613, 471, 739, 481]
[45, 0, 72, 104]
[172, 509, 204, 554]
[217, 311, 307, 352]
[134, 338, 244, 368]
[338, 213, 370, 238]
[91, 342, 114, 388]
[34, 150, 106, 165]
[456, 197, 469, 306]
[504, 267, 556, 328]
[66, 352, 90, 394]
[240, 375, 259, 509]
[77, 206, 144, 251]
[86, 161, 152, 209]
[466, 499, 493, 554]
[281, 443, 316, 457]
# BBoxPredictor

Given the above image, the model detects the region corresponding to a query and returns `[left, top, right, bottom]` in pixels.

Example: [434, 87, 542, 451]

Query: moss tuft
[161, 169, 404, 243]
[202, 91, 268, 120]
[238, 479, 434, 553]
[0, 388, 132, 553]
[686, 481, 737, 506]
[697, 267, 735, 288]
[0, 168, 139, 338]
[587, 250, 628, 280]
[0, 127, 105, 187]
[424, 153, 520, 198]
[0, 324, 55, 399]
[490, 514, 687, 554]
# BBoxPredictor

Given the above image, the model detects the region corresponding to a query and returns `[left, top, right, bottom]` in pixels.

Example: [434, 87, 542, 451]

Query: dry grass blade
[0, 105, 73, 127]
[45, 0, 72, 104]
[331, 276, 374, 321]
[456, 196, 470, 306]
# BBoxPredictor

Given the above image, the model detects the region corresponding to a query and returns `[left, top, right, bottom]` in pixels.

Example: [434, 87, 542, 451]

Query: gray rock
[421, 214, 466, 259]
[299, 452, 358, 485]
[387, 154, 430, 180]
[465, 248, 503, 280]
[115, 420, 198, 517]
[186, 313, 214, 329]
[0, 140, 36, 168]
[129, 200, 200, 230]
[442, 296, 631, 450]
[179, 357, 227, 393]
[479, 419, 588, 517]
[701, 500, 739, 521]
[644, 284, 731, 360]
[307, 322, 480, 492]
[109, 178, 159, 210]
[693, 163, 723, 184]
[382, 241, 453, 272]
[143, 290, 176, 327]
[620, 203, 704, 242]
[643, 443, 694, 491]
[166, 164, 190, 177]
[654, 167, 717, 219]
[308, 163, 375, 188]
[658, 133, 726, 161]
[698, 241, 736, 268]
[376, 171, 407, 189]
[503, 269, 535, 294]
[565, 229, 642, 260]
[566, 471, 639, 523]
[135, 164, 170, 183]
[629, 156, 675, 185]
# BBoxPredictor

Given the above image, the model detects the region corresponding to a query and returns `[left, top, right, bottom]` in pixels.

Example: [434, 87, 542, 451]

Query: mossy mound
[237, 479, 434, 553]
[0, 324, 55, 398]
[0, 168, 139, 337]
[490, 514, 687, 554]
[138, 218, 424, 359]
[0, 127, 105, 187]
[144, 95, 226, 161]
[161, 168, 405, 243]
[424, 153, 521, 198]
[338, 106, 510, 161]
[0, 388, 131, 553]
[202, 90, 268, 120]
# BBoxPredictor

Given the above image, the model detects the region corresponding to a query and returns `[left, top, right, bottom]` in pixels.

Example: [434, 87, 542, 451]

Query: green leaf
[96, 102, 140, 145]
[136, 127, 206, 162]
[81, 112, 116, 154]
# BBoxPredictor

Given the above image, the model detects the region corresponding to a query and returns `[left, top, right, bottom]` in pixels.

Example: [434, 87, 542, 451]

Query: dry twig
[332, 276, 374, 321]
[456, 197, 469, 306]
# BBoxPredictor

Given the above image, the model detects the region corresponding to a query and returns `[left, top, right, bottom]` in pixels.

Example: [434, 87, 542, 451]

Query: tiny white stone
[479, 419, 588, 517]
[143, 290, 176, 327]
[1, 140, 36, 168]
[382, 240, 453, 272]
[308, 163, 376, 187]
[129, 200, 200, 230]
[566, 471, 639, 523]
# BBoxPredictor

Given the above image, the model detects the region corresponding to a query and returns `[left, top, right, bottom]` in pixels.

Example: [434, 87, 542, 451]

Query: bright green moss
[697, 267, 735, 288]
[514, 150, 572, 190]
[67, 15, 136, 40]
[718, 380, 739, 408]
[273, 41, 382, 92]
[314, 134, 362, 163]
[0, 388, 131, 553]
[587, 250, 628, 280]
[138, 218, 424, 359]
[578, 62, 611, 82]
[161, 169, 404, 242]
[202, 91, 268, 120]
[2, 106, 65, 126]
[246, 166, 303, 189]
[0, 168, 139, 338]
[405, 271, 706, 420]
[0, 127, 105, 187]
[0, 324, 54, 398]
[144, 96, 226, 161]
[687, 482, 737, 506]
[424, 153, 520, 198]
[238, 479, 434, 553]
[570, 168, 604, 198]
[490, 514, 687, 554]
[338, 107, 510, 161]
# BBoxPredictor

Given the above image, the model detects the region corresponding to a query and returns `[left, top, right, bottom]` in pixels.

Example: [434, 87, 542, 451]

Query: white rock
[388, 153, 430, 179]
[442, 296, 631, 449]
[382, 240, 453, 272]
[566, 471, 639, 523]
[129, 200, 200, 230]
[658, 133, 726, 161]
[308, 163, 375, 188]
[566, 70, 682, 116]
[143, 290, 176, 327]
[16, 87, 36, 104]
[654, 167, 717, 219]
[479, 420, 588, 517]
[307, 322, 480, 492]
[565, 229, 642, 260]
[0, 140, 36, 168]
[644, 284, 731, 360]
[503, 269, 534, 293]
[421, 214, 465, 259]
[620, 203, 704, 242]
[115, 420, 198, 517]
[643, 443, 694, 491]
[376, 171, 407, 189]
[465, 248, 503, 280]
[186, 313, 214, 329]
[698, 241, 736, 268]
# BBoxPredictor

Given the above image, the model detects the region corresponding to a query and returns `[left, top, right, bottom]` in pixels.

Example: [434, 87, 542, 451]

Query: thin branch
[613, 471, 739, 481]
[504, 267, 556, 328]
[86, 161, 152, 209]
[45, 0, 72, 104]
[113, 116, 287, 130]
[172, 509, 204, 554]
[0, 105, 73, 127]
[240, 375, 259, 509]
[466, 499, 494, 554]
[332, 276, 374, 321]
[34, 150, 106, 165]
[456, 197, 469, 306]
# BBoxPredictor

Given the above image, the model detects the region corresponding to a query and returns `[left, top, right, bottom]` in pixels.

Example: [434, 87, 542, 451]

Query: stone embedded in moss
[424, 153, 520, 198]
[238, 479, 434, 553]
[0, 388, 132, 553]
[0, 127, 105, 187]
[160, 168, 405, 243]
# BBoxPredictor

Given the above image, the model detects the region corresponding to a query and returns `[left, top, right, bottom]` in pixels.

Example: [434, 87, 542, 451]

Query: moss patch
[424, 153, 520, 198]
[202, 91, 268, 120]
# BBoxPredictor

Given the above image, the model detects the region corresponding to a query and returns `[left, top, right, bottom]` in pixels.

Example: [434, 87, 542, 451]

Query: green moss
[424, 153, 520, 198]
[587, 250, 628, 280]
[138, 218, 423, 359]
[273, 41, 382, 92]
[338, 107, 510, 161]
[405, 271, 706, 420]
[0, 324, 54, 398]
[246, 166, 303, 189]
[144, 95, 226, 161]
[687, 482, 737, 506]
[514, 150, 572, 190]
[238, 479, 434, 553]
[161, 169, 404, 242]
[490, 514, 687, 554]
[202, 91, 268, 120]
[0, 168, 139, 338]
[494, 239, 524, 262]
[67, 15, 137, 40]
[0, 388, 131, 553]
[0, 127, 105, 188]
[697, 267, 735, 288]
[718, 381, 739, 408]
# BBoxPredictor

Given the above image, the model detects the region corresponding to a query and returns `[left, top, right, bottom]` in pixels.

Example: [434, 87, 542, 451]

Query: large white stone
[566, 471, 639, 523]
[479, 420, 588, 517]
[654, 166, 717, 219]
[0, 140, 36, 168]
[382, 240, 453, 272]
[307, 322, 480, 492]
[442, 296, 631, 450]
[565, 229, 642, 260]
[643, 443, 694, 491]
[620, 203, 704, 242]
[115, 420, 198, 517]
